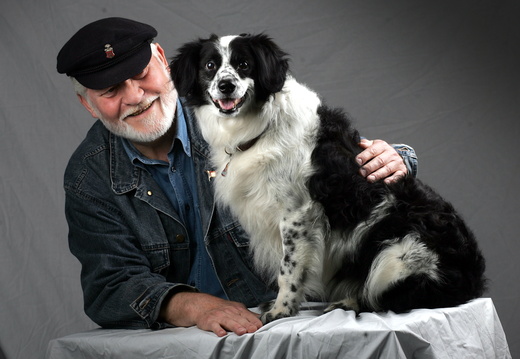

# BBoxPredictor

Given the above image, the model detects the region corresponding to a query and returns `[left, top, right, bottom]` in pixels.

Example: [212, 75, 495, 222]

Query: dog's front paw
[260, 307, 292, 324]
[259, 300, 298, 324]
[258, 299, 275, 314]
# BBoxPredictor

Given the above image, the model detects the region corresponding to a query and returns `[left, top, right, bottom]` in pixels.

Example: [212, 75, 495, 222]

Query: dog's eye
[206, 61, 216, 70]
[238, 61, 249, 70]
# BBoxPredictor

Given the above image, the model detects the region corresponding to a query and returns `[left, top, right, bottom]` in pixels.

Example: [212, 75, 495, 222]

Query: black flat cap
[57, 17, 157, 90]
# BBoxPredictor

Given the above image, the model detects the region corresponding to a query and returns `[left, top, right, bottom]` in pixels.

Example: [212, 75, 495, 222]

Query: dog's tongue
[218, 99, 237, 110]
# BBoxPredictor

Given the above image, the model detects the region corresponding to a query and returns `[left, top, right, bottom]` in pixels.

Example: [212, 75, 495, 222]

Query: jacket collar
[108, 97, 212, 195]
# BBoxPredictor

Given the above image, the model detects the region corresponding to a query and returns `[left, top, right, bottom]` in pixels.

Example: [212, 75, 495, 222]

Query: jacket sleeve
[65, 186, 196, 329]
[392, 144, 418, 177]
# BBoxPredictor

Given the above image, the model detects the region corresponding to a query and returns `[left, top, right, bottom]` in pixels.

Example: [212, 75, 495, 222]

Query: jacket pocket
[223, 221, 250, 248]
[141, 244, 170, 273]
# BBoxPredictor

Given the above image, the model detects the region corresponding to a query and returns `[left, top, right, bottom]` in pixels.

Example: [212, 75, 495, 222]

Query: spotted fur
[170, 34, 486, 323]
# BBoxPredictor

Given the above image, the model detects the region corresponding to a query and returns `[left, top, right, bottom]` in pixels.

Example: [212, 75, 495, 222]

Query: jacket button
[175, 234, 185, 243]
[147, 190, 153, 196]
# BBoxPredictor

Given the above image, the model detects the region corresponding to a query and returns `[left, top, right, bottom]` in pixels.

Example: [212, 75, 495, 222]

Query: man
[57, 17, 417, 337]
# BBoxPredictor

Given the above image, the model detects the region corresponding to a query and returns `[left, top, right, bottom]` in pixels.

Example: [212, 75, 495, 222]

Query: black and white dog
[170, 34, 486, 323]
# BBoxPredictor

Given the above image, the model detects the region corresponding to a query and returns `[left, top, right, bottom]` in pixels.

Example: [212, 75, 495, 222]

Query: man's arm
[67, 185, 262, 335]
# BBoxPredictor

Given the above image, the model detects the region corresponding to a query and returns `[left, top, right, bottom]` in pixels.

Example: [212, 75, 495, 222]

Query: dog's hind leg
[324, 233, 442, 314]
[324, 297, 361, 314]
[260, 202, 327, 324]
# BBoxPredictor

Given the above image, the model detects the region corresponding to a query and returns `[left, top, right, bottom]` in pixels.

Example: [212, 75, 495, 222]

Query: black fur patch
[308, 105, 487, 312]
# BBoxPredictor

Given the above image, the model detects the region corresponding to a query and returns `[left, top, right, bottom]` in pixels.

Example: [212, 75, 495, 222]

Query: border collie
[170, 34, 486, 323]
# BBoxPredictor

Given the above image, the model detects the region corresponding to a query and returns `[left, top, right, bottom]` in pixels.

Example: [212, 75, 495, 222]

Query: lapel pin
[206, 170, 217, 181]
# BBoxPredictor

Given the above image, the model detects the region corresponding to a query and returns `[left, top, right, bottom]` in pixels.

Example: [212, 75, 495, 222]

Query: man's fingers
[357, 139, 408, 182]
[356, 139, 380, 166]
[384, 170, 406, 184]
[209, 322, 228, 337]
[360, 153, 395, 181]
[208, 316, 260, 337]
[233, 308, 263, 334]
[365, 159, 403, 183]
[199, 306, 262, 337]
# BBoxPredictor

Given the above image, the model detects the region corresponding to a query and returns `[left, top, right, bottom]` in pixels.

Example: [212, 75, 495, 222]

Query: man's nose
[121, 79, 144, 105]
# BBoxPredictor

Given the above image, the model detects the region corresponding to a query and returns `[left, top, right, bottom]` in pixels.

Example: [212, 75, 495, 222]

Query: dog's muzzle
[211, 79, 247, 114]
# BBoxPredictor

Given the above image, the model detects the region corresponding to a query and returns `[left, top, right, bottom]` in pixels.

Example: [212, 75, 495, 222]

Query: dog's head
[170, 33, 289, 117]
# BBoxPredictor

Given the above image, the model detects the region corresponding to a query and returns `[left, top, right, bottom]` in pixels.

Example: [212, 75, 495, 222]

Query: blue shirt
[122, 100, 226, 298]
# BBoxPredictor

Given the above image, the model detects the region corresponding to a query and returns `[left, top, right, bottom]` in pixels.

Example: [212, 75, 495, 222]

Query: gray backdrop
[1, 0, 519, 358]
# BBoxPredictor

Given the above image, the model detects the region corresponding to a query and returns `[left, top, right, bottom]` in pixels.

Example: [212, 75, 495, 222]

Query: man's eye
[101, 87, 117, 96]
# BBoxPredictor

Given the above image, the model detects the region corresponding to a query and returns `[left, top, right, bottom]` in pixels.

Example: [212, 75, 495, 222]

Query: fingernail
[356, 158, 362, 165]
[368, 175, 376, 182]
[359, 169, 366, 176]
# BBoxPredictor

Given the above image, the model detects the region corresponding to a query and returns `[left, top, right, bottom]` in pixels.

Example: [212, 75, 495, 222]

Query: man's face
[78, 44, 177, 143]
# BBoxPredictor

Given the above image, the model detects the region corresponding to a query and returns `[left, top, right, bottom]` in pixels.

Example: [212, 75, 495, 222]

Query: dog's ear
[247, 34, 290, 100]
[170, 40, 204, 97]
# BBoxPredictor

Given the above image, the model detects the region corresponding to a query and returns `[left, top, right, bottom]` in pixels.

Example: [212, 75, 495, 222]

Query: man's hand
[356, 139, 408, 184]
[159, 292, 263, 337]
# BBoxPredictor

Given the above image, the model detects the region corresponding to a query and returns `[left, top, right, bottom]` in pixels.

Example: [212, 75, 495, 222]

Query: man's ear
[153, 43, 169, 67]
[77, 94, 98, 118]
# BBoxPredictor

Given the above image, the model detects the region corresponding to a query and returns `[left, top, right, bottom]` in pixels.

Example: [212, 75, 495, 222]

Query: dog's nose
[218, 80, 236, 94]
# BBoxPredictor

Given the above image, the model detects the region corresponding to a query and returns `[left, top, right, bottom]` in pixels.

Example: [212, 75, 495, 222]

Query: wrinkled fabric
[46, 298, 511, 359]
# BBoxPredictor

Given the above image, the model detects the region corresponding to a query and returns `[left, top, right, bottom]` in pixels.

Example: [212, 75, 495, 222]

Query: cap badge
[104, 44, 115, 59]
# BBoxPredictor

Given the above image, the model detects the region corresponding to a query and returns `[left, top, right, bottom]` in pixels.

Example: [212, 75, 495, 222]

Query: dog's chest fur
[195, 78, 323, 280]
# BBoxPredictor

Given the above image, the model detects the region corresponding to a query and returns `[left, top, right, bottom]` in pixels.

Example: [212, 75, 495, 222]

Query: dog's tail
[361, 230, 487, 313]
[368, 266, 486, 313]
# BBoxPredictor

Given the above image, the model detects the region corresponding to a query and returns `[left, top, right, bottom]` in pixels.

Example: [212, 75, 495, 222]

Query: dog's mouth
[212, 95, 247, 114]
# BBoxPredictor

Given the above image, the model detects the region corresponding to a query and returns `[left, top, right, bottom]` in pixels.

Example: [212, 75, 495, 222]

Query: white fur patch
[363, 233, 440, 310]
[197, 74, 323, 286]
[324, 194, 395, 280]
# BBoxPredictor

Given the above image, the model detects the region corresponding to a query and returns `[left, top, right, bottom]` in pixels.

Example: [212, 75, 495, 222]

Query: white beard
[97, 81, 177, 143]
[87, 49, 178, 143]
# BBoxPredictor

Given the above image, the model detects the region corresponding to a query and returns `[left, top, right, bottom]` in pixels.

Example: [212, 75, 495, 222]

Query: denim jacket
[64, 99, 418, 329]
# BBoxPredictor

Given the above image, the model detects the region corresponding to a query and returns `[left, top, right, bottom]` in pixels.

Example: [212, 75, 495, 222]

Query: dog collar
[221, 128, 268, 177]
[225, 126, 269, 155]
[225, 136, 261, 155]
